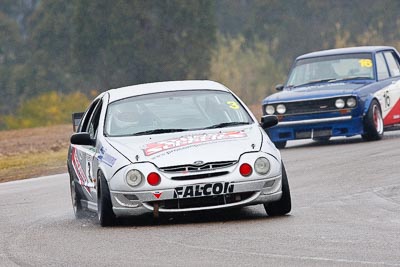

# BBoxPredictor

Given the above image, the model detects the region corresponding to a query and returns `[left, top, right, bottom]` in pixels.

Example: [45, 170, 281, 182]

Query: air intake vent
[160, 161, 236, 173]
[171, 171, 229, 181]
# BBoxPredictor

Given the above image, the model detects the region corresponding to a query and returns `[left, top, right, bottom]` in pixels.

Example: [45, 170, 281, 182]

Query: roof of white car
[107, 80, 230, 102]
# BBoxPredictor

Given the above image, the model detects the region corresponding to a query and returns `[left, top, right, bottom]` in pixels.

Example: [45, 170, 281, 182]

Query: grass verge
[0, 149, 68, 183]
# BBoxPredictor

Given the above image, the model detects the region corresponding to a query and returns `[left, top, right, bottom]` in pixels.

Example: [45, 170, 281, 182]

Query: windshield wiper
[131, 128, 188, 136]
[328, 76, 373, 82]
[203, 122, 251, 129]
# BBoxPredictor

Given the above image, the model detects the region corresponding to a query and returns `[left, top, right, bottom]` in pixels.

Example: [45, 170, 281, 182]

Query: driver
[109, 102, 143, 134]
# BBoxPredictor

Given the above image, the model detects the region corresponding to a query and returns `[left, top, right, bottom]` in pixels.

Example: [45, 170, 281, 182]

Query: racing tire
[274, 141, 287, 149]
[362, 99, 384, 141]
[69, 173, 85, 219]
[69, 171, 85, 219]
[264, 163, 291, 216]
[97, 172, 117, 227]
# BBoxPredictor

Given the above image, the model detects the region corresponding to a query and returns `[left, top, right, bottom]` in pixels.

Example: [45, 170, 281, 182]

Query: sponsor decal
[299, 82, 346, 90]
[143, 131, 247, 156]
[173, 182, 234, 199]
[97, 146, 117, 167]
[153, 192, 162, 199]
[71, 147, 91, 194]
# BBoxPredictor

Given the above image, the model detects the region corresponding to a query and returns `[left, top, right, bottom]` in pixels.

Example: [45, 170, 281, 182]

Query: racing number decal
[384, 90, 391, 108]
[227, 101, 240, 109]
[359, 59, 373, 68]
[381, 81, 400, 125]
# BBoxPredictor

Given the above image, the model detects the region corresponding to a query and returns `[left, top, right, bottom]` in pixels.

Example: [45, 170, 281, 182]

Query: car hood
[263, 82, 368, 103]
[105, 125, 262, 168]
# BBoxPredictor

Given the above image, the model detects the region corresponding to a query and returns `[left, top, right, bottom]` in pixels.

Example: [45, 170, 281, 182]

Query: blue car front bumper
[267, 114, 364, 142]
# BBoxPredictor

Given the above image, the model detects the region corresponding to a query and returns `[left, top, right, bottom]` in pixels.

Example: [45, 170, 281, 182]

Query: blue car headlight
[276, 104, 286, 114]
[335, 98, 345, 109]
[265, 105, 275, 115]
[346, 97, 357, 108]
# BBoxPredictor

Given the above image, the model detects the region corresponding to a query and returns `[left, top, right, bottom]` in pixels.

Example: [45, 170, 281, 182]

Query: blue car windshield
[286, 53, 374, 88]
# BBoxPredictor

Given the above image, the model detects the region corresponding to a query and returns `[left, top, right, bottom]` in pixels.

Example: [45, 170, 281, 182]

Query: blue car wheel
[362, 99, 384, 141]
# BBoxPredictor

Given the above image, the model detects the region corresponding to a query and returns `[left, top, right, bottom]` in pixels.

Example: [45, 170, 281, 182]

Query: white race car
[67, 80, 291, 226]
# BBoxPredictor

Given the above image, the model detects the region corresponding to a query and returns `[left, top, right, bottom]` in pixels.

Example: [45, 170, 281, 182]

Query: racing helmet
[111, 102, 141, 131]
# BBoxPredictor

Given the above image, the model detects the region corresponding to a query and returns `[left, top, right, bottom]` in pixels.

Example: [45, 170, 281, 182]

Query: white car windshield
[104, 90, 253, 136]
[287, 53, 374, 88]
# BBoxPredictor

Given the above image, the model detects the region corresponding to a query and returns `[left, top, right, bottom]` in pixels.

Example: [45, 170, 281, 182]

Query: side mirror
[275, 84, 284, 91]
[261, 115, 278, 129]
[72, 112, 84, 132]
[70, 132, 95, 146]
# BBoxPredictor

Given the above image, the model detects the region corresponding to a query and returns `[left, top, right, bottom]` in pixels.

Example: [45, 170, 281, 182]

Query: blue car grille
[265, 96, 357, 115]
[283, 98, 338, 114]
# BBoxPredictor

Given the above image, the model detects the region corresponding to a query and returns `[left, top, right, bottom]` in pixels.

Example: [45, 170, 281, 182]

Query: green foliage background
[3, 92, 91, 129]
[1, 0, 400, 129]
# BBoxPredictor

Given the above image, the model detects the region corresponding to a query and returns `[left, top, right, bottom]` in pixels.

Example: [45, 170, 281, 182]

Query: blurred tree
[0, 12, 22, 65]
[1, 0, 216, 122]
[3, 0, 400, 130]
[209, 34, 284, 105]
[0, 11, 24, 115]
[72, 0, 216, 91]
[0, 0, 38, 36]
[26, 0, 76, 94]
[216, 0, 400, 70]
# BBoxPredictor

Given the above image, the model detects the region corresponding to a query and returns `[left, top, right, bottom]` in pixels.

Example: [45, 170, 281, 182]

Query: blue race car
[262, 46, 400, 148]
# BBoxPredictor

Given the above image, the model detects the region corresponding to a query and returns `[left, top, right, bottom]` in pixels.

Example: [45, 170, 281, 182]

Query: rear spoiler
[72, 112, 84, 132]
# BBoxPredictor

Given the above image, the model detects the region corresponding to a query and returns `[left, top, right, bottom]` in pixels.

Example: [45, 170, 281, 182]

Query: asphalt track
[1, 132, 400, 266]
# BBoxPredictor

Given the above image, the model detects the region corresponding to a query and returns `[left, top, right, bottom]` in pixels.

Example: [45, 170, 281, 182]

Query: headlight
[265, 105, 275, 115]
[126, 169, 143, 187]
[254, 157, 270, 175]
[346, 97, 357, 108]
[335, 98, 345, 109]
[276, 104, 286, 114]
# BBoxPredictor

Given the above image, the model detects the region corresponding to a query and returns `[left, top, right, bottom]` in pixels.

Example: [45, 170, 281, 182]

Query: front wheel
[97, 172, 116, 227]
[362, 99, 384, 141]
[264, 163, 291, 216]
